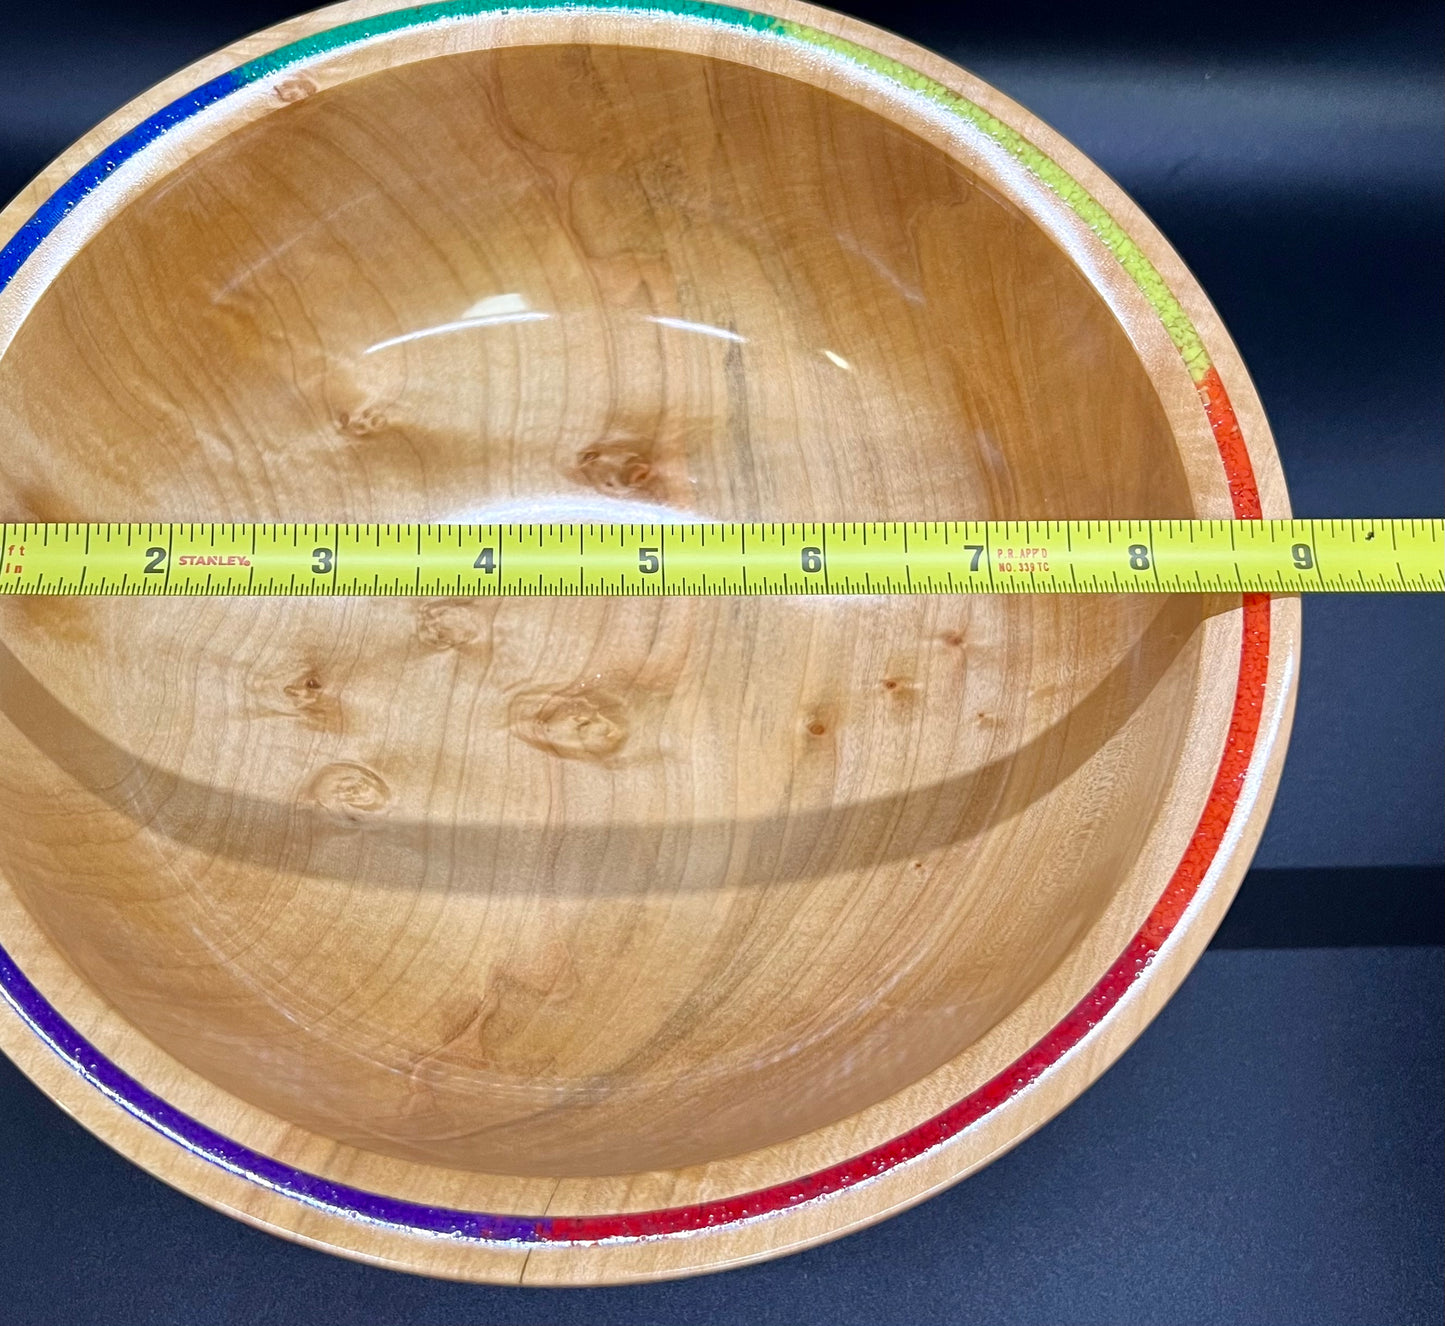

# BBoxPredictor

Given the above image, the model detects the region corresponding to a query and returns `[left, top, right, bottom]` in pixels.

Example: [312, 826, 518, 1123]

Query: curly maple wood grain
[0, 0, 1297, 1284]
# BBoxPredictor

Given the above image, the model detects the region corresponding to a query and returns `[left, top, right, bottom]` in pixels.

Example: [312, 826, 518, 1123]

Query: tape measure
[0, 519, 1439, 597]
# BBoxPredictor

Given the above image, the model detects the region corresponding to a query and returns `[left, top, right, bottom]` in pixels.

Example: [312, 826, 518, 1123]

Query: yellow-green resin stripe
[777, 21, 1213, 381]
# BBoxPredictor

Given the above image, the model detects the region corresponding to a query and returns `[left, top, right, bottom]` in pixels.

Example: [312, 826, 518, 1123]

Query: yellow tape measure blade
[0, 519, 1439, 596]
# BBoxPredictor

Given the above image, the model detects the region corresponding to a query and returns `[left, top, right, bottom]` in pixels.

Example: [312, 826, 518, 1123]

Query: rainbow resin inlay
[0, 1, 1269, 1246]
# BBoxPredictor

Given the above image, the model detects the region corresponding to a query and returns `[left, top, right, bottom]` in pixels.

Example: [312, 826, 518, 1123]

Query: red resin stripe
[542, 376, 1271, 1242]
[1198, 365, 1263, 520]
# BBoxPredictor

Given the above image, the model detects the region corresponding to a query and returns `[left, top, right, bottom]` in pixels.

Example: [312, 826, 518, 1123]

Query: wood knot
[940, 630, 965, 648]
[284, 670, 324, 699]
[336, 405, 388, 438]
[880, 675, 917, 707]
[416, 599, 485, 651]
[309, 762, 391, 822]
[573, 439, 656, 496]
[273, 75, 318, 104]
[801, 702, 838, 743]
[510, 687, 628, 760]
[280, 668, 339, 729]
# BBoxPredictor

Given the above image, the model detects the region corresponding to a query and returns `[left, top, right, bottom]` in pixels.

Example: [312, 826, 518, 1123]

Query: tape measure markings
[0, 519, 1438, 596]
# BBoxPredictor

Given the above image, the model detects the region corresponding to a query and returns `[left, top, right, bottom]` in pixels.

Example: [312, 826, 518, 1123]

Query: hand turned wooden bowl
[0, 0, 1297, 1284]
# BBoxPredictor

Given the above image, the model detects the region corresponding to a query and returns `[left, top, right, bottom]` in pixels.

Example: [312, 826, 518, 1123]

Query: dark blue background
[2, 948, 1439, 1324]
[0, 2, 1440, 1321]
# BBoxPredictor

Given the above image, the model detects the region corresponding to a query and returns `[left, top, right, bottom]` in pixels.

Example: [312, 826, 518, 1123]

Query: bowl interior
[0, 43, 1206, 1178]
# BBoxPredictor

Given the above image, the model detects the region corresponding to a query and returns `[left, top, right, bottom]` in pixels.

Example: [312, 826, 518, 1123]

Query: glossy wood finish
[0, 0, 1297, 1282]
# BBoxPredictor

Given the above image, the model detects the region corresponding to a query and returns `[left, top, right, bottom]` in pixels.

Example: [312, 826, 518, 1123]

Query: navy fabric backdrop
[1, 948, 1439, 1325]
[0, 2, 1440, 1321]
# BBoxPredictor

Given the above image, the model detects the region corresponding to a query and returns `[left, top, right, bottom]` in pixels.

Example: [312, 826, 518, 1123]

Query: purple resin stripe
[0, 945, 548, 1241]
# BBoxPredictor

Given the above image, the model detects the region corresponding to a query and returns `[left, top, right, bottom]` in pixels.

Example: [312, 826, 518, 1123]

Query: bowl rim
[0, 0, 1300, 1285]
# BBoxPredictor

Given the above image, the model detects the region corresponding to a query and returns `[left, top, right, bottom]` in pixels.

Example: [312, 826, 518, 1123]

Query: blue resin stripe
[0, 3, 784, 298]
[0, 71, 248, 294]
